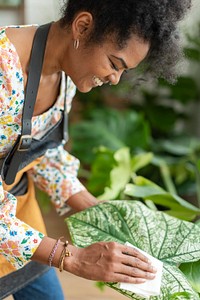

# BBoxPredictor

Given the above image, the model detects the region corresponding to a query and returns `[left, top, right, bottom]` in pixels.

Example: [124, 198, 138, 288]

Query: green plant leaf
[145, 104, 177, 133]
[131, 152, 153, 173]
[124, 176, 200, 219]
[165, 210, 197, 222]
[87, 147, 116, 196]
[125, 183, 165, 198]
[98, 148, 132, 200]
[184, 48, 200, 62]
[154, 138, 200, 156]
[66, 201, 200, 300]
[179, 260, 200, 293]
[132, 176, 166, 191]
[70, 108, 151, 164]
[88, 150, 154, 199]
[169, 291, 198, 300]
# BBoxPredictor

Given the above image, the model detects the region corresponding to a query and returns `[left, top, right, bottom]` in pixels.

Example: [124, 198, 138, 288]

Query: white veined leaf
[66, 201, 200, 300]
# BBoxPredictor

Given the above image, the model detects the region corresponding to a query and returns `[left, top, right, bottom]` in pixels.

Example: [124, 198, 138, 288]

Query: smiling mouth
[93, 76, 104, 87]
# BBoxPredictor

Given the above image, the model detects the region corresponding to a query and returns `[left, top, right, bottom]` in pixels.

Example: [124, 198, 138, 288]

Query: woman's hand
[65, 241, 157, 283]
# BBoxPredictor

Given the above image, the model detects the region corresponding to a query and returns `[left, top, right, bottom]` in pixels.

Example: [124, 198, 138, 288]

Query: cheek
[71, 58, 91, 79]
[66, 49, 107, 91]
[77, 48, 105, 75]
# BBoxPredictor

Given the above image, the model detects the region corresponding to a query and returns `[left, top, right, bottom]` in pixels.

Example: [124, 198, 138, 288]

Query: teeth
[93, 76, 103, 86]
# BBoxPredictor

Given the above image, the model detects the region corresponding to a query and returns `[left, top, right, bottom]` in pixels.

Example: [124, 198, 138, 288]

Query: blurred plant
[87, 147, 200, 221]
[151, 137, 200, 206]
[70, 108, 151, 165]
[88, 147, 152, 200]
[184, 23, 200, 65]
[70, 106, 200, 205]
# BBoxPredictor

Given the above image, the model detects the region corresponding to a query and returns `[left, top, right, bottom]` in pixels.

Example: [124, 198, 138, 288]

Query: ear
[71, 12, 93, 40]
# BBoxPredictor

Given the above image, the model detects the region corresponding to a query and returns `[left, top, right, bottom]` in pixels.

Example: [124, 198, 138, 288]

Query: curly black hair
[60, 0, 191, 82]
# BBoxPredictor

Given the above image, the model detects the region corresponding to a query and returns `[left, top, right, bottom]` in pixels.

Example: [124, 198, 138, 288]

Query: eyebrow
[111, 55, 128, 69]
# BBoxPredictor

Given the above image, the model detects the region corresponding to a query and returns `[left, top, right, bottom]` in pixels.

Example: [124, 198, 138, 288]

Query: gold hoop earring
[73, 39, 80, 50]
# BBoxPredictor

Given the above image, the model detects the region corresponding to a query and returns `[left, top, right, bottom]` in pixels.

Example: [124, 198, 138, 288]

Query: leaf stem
[160, 163, 177, 195]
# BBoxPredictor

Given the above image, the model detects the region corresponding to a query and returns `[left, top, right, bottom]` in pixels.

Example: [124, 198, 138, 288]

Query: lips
[93, 76, 104, 86]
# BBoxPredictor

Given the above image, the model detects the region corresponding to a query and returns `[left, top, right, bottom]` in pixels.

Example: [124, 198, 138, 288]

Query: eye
[109, 59, 119, 72]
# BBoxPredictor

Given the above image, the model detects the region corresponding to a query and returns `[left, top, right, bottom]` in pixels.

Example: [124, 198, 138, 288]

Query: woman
[0, 0, 191, 299]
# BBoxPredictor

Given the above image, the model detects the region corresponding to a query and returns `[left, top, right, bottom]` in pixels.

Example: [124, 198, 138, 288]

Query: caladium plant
[66, 201, 200, 300]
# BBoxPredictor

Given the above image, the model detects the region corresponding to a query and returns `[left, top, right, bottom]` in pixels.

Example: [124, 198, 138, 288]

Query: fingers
[122, 256, 156, 274]
[110, 274, 147, 284]
[105, 265, 155, 284]
[118, 244, 157, 279]
[103, 260, 156, 283]
[122, 246, 149, 264]
[105, 243, 157, 282]
[117, 264, 156, 280]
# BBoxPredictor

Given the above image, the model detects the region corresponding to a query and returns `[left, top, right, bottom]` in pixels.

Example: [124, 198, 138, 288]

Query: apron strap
[4, 23, 52, 185]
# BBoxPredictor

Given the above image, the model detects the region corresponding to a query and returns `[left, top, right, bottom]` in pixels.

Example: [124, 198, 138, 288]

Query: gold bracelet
[58, 240, 72, 272]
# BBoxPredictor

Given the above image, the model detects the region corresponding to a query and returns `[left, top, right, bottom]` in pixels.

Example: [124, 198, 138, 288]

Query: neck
[42, 21, 71, 76]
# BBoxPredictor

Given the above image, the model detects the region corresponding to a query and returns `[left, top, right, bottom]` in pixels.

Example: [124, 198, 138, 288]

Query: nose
[108, 71, 123, 85]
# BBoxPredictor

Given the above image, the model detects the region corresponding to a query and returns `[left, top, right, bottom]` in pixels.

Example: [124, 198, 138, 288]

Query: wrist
[31, 236, 75, 270]
[63, 244, 79, 273]
[68, 190, 98, 212]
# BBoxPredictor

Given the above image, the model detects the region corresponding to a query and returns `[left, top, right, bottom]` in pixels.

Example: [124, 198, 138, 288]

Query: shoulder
[5, 25, 37, 46]
[0, 25, 37, 49]
[5, 25, 38, 72]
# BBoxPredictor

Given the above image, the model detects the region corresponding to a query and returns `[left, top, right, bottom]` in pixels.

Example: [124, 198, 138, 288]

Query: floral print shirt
[0, 25, 85, 269]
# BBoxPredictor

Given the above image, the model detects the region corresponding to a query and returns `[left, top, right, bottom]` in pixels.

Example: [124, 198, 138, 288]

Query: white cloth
[119, 242, 163, 299]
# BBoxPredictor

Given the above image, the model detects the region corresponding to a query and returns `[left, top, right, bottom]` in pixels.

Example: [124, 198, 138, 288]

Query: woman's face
[65, 34, 150, 93]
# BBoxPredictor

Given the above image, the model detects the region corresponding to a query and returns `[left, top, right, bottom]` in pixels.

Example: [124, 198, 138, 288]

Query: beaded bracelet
[48, 238, 61, 267]
[58, 240, 72, 272]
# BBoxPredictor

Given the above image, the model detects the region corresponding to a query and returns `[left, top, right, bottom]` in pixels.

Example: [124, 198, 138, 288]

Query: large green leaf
[180, 261, 200, 293]
[131, 152, 153, 173]
[66, 201, 200, 300]
[88, 149, 153, 198]
[70, 108, 151, 164]
[154, 138, 200, 157]
[90, 148, 153, 200]
[97, 148, 132, 200]
[124, 176, 200, 221]
[87, 147, 116, 196]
